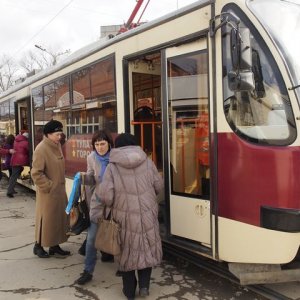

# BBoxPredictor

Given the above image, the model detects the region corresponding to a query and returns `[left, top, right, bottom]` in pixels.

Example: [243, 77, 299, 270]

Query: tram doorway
[127, 39, 211, 249]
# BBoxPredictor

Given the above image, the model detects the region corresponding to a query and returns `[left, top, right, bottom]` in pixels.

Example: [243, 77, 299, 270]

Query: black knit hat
[43, 120, 63, 135]
[115, 133, 137, 148]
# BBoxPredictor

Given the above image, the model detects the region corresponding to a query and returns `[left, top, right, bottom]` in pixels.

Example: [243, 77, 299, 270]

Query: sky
[0, 0, 198, 61]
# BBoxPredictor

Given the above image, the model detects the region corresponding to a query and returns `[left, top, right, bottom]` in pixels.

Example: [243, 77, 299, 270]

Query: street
[0, 178, 265, 300]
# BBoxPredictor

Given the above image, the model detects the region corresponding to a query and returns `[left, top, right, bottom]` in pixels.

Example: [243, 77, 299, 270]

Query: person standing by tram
[97, 133, 163, 300]
[31, 120, 70, 258]
[75, 129, 114, 285]
[6, 131, 29, 198]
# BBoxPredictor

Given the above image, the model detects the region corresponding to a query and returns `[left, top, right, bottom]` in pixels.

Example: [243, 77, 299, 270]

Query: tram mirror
[229, 27, 254, 92]
[228, 70, 255, 91]
[230, 27, 252, 70]
[252, 49, 266, 99]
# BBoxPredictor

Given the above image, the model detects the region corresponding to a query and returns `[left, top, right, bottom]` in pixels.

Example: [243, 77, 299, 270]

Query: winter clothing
[43, 120, 63, 135]
[86, 151, 107, 223]
[97, 145, 163, 272]
[31, 137, 69, 247]
[7, 134, 29, 196]
[2, 143, 13, 170]
[10, 134, 29, 167]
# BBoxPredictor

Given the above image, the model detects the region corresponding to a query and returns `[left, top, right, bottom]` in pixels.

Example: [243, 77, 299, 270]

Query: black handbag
[67, 173, 90, 236]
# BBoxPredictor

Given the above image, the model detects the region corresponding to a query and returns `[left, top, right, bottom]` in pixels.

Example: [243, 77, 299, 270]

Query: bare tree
[19, 45, 70, 74]
[0, 55, 19, 92]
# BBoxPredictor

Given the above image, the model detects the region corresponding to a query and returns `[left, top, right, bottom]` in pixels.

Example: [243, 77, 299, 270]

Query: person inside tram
[7, 131, 29, 198]
[96, 133, 163, 300]
[31, 120, 70, 258]
[75, 129, 115, 285]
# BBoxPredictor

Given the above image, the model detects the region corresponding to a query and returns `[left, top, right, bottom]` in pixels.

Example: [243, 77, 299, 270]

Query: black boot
[33, 242, 49, 258]
[78, 239, 86, 256]
[49, 245, 71, 256]
[75, 270, 93, 285]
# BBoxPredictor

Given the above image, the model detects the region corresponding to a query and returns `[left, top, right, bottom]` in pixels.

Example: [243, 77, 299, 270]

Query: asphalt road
[0, 177, 266, 300]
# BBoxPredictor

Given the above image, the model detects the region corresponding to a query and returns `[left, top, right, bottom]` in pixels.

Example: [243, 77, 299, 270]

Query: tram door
[165, 40, 211, 245]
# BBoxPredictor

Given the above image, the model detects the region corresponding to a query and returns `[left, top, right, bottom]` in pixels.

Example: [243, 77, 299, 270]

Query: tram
[1, 0, 300, 284]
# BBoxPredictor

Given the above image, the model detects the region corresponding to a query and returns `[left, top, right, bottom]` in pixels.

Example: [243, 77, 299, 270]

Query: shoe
[78, 239, 86, 256]
[101, 252, 114, 262]
[12, 190, 18, 194]
[33, 243, 49, 258]
[123, 288, 134, 300]
[139, 287, 149, 297]
[49, 245, 71, 256]
[75, 270, 93, 285]
[115, 270, 123, 277]
[7, 193, 14, 198]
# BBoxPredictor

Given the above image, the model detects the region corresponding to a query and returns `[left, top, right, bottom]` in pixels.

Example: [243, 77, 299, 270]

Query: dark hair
[6, 134, 15, 146]
[91, 130, 113, 151]
[115, 133, 137, 148]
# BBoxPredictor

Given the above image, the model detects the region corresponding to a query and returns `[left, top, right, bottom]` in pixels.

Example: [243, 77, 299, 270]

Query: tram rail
[162, 241, 293, 300]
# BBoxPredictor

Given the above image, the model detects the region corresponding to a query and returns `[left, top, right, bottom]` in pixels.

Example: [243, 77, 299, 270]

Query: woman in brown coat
[31, 120, 70, 258]
[97, 133, 163, 300]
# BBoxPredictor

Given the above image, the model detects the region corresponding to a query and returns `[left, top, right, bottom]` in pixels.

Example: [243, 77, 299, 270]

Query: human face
[94, 140, 109, 156]
[47, 132, 62, 144]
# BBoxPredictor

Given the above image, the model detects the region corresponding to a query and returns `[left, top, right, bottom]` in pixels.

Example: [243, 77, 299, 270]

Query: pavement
[0, 177, 272, 300]
[0, 177, 207, 300]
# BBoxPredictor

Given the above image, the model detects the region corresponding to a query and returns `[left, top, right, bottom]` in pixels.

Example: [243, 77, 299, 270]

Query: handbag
[95, 208, 121, 256]
[67, 174, 90, 236]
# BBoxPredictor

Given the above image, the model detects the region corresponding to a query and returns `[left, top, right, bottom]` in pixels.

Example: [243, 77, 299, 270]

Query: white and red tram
[1, 0, 300, 284]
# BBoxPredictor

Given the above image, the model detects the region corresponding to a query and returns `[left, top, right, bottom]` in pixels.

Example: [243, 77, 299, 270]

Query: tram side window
[32, 56, 117, 177]
[0, 98, 14, 135]
[221, 5, 296, 146]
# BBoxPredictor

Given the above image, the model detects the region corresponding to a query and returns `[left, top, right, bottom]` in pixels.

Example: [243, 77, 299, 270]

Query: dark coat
[10, 134, 29, 167]
[31, 137, 69, 247]
[97, 146, 163, 272]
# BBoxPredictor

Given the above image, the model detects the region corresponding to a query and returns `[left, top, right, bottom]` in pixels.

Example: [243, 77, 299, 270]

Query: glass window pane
[90, 57, 115, 101]
[168, 51, 209, 198]
[72, 68, 91, 103]
[56, 76, 70, 107]
[44, 83, 56, 109]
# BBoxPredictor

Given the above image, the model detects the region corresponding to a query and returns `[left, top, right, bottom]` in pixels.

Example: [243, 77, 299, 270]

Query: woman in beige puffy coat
[97, 133, 163, 300]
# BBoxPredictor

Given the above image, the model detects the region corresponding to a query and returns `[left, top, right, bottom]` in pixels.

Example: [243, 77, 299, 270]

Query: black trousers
[122, 267, 152, 298]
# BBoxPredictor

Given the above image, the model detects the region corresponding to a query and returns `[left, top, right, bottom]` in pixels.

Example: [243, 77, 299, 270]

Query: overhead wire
[9, 0, 76, 60]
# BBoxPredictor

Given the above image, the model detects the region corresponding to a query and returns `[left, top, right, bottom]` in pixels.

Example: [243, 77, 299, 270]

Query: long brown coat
[97, 146, 163, 272]
[31, 137, 69, 247]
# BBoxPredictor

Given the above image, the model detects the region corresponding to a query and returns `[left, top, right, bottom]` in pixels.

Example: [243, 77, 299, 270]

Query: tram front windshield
[248, 0, 300, 103]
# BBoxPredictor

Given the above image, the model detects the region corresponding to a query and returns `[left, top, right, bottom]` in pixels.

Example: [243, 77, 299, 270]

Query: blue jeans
[84, 221, 98, 274]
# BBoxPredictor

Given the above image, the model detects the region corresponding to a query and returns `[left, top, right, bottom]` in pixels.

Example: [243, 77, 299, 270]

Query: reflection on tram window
[0, 97, 15, 135]
[168, 50, 210, 198]
[31, 55, 118, 177]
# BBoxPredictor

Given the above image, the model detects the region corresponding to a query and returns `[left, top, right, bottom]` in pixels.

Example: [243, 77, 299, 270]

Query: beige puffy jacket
[97, 145, 163, 271]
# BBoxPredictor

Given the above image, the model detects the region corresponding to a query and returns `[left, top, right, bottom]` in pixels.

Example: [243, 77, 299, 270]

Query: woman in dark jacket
[3, 134, 15, 178]
[97, 133, 163, 300]
[7, 132, 29, 197]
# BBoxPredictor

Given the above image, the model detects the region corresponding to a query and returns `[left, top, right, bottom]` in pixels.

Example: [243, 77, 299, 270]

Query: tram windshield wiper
[288, 84, 300, 90]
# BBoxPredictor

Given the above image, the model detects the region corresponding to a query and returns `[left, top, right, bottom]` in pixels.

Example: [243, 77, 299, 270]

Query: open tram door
[163, 39, 211, 249]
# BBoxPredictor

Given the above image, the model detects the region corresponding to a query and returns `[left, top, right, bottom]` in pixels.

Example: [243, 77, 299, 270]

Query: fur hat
[43, 120, 63, 135]
[115, 133, 137, 148]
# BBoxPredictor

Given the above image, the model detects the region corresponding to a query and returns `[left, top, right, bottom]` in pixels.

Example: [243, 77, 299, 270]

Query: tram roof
[0, 0, 212, 100]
